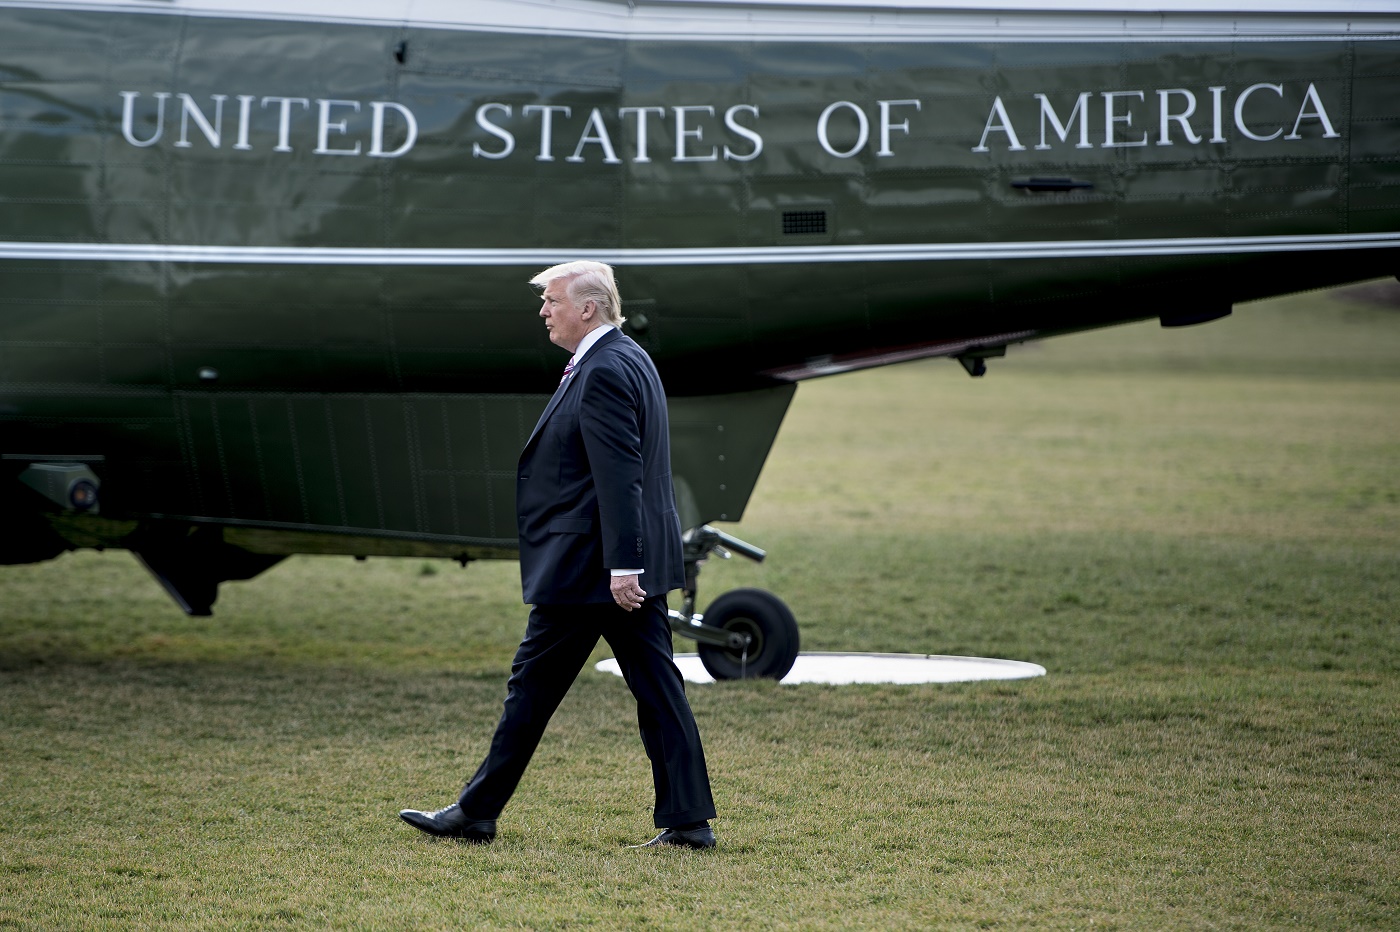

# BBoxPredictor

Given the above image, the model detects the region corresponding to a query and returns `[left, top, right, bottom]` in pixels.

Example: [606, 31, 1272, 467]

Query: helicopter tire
[696, 588, 799, 681]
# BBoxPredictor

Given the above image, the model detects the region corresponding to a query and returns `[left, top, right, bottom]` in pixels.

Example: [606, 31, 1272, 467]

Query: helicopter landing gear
[668, 525, 800, 681]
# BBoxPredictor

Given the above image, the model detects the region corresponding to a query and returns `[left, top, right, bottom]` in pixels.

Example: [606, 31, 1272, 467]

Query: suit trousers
[457, 596, 716, 828]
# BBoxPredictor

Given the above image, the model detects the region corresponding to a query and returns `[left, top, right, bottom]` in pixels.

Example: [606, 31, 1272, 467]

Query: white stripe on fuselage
[0, 0, 1396, 42]
[1, 233, 1398, 267]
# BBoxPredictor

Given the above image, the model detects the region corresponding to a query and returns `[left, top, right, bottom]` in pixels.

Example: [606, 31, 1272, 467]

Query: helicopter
[3, 0, 1397, 679]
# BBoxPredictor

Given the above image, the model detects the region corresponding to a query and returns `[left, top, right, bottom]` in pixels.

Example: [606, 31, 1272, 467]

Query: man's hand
[610, 574, 646, 612]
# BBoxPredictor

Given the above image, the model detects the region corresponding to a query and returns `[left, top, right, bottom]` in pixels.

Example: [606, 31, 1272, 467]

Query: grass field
[2, 283, 1397, 929]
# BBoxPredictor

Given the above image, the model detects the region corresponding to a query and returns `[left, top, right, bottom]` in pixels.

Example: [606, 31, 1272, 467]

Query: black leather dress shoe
[398, 803, 496, 843]
[631, 823, 716, 850]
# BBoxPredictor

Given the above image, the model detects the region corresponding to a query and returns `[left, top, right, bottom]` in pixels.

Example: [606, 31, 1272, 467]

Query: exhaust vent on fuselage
[781, 210, 828, 236]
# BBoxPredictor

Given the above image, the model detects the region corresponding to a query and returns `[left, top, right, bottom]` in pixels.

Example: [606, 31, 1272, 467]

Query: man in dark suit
[399, 261, 717, 849]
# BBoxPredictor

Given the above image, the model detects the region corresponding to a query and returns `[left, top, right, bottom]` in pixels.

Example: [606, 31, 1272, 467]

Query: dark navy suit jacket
[516, 328, 686, 605]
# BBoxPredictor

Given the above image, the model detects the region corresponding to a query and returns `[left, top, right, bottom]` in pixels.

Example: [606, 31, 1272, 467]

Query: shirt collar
[571, 324, 615, 365]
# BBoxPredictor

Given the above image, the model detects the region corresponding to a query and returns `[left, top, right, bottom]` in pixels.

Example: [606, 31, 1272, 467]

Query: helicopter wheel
[696, 588, 799, 681]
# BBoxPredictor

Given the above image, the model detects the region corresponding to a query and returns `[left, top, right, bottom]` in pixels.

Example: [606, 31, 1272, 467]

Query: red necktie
[560, 357, 576, 385]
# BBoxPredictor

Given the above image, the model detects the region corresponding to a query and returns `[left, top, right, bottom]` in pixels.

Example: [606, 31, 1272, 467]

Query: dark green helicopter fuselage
[2, 2, 1397, 607]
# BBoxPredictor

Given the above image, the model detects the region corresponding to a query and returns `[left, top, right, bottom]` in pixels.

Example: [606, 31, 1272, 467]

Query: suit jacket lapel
[524, 328, 622, 451]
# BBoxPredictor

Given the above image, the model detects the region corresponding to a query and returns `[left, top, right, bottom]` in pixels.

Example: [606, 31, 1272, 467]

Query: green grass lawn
[2, 283, 1397, 929]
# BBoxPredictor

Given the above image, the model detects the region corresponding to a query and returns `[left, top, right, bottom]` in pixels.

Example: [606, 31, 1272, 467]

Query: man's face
[538, 277, 595, 353]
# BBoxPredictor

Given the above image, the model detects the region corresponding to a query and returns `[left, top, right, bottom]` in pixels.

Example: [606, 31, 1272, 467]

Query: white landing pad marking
[596, 652, 1047, 685]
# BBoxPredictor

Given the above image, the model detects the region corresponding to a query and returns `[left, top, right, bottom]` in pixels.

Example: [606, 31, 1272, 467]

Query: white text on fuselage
[973, 83, 1338, 151]
[118, 93, 418, 157]
[117, 82, 1339, 162]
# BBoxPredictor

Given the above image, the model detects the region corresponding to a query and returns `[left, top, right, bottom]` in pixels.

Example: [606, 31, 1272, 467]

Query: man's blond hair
[529, 261, 624, 327]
